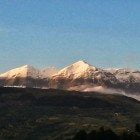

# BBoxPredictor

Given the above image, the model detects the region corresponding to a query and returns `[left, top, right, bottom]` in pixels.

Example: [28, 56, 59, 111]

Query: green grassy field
[0, 87, 139, 140]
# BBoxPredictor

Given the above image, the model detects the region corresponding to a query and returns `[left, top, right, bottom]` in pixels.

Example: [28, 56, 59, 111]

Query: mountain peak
[22, 65, 29, 68]
[0, 65, 39, 79]
[54, 60, 98, 79]
[70, 60, 91, 67]
[21, 65, 35, 69]
[74, 60, 88, 65]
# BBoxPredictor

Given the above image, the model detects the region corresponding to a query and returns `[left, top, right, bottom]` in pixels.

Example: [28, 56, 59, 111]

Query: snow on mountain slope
[53, 60, 98, 79]
[53, 60, 118, 84]
[91, 70, 119, 85]
[0, 65, 41, 79]
[0, 61, 140, 95]
[0, 65, 59, 80]
[0, 65, 58, 88]
[106, 68, 140, 82]
[51, 61, 119, 90]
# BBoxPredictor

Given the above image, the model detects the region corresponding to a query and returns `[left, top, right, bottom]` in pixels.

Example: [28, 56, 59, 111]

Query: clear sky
[0, 0, 140, 72]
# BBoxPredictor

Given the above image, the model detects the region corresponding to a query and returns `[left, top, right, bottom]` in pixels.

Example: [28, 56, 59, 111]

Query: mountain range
[0, 60, 140, 98]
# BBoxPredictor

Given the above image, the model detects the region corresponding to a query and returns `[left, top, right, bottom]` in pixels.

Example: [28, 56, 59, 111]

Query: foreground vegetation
[73, 124, 140, 140]
[0, 87, 139, 140]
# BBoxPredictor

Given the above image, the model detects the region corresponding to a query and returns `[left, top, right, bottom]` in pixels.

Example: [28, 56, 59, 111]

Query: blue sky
[0, 0, 140, 72]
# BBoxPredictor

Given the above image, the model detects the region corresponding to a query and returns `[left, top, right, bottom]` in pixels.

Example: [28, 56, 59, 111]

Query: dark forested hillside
[0, 87, 139, 140]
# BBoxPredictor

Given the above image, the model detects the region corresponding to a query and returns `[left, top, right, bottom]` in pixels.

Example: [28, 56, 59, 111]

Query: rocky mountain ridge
[0, 61, 140, 94]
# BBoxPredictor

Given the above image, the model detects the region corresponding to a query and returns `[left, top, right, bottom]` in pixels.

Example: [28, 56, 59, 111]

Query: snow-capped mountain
[0, 61, 140, 94]
[106, 68, 140, 82]
[0, 65, 57, 88]
[0, 65, 41, 79]
[53, 61, 98, 79]
[51, 61, 119, 89]
[106, 68, 140, 93]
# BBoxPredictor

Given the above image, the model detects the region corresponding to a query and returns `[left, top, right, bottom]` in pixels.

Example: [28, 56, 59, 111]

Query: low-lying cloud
[84, 86, 140, 101]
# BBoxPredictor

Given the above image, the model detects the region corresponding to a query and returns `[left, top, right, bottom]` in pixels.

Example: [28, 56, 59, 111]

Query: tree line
[72, 123, 140, 140]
